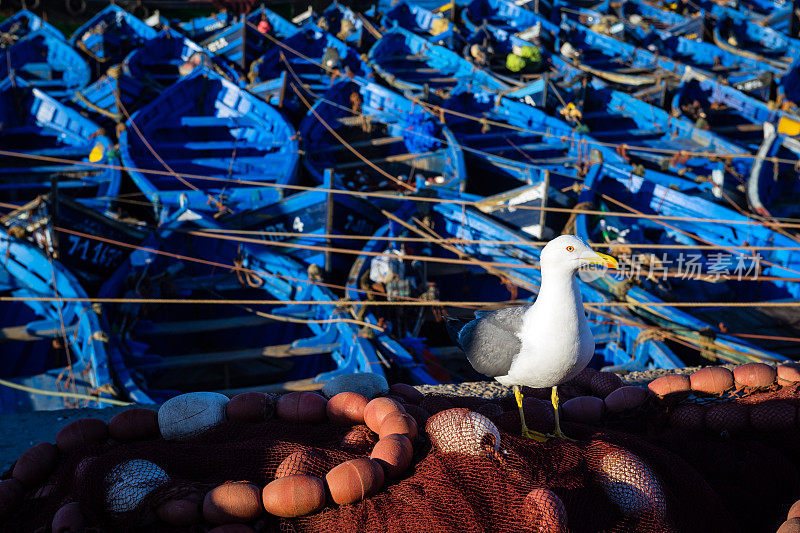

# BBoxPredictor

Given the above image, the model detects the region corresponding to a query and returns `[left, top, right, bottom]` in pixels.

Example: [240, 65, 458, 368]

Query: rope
[3, 296, 800, 308]
[290, 82, 416, 191]
[2, 148, 800, 230]
[0, 377, 132, 406]
[178, 228, 800, 251]
[248, 17, 800, 168]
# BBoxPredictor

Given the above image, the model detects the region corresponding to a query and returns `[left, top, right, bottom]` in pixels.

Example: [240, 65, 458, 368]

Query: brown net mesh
[4, 383, 800, 533]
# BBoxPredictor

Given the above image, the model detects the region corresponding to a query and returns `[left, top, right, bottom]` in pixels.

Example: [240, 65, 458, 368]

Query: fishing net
[3, 379, 800, 533]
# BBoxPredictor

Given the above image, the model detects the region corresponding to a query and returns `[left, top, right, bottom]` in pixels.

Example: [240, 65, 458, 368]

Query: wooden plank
[134, 315, 276, 336]
[0, 326, 41, 342]
[132, 343, 339, 371]
[217, 377, 323, 396]
[335, 150, 436, 170]
[314, 136, 404, 154]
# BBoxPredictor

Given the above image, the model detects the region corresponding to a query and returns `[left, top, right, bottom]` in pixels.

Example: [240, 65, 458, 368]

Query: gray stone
[321, 373, 389, 399]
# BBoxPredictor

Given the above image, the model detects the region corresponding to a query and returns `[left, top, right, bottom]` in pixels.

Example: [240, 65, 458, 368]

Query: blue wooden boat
[713, 10, 800, 70]
[554, 20, 685, 87]
[747, 127, 800, 219]
[219, 169, 385, 276]
[460, 0, 682, 87]
[344, 194, 684, 374]
[73, 30, 239, 125]
[615, 0, 702, 37]
[118, 68, 299, 218]
[368, 26, 507, 99]
[298, 76, 467, 194]
[636, 29, 781, 102]
[0, 30, 90, 99]
[69, 5, 158, 69]
[380, 0, 451, 37]
[198, 6, 298, 71]
[0, 77, 120, 207]
[247, 21, 370, 113]
[177, 11, 231, 42]
[576, 167, 800, 362]
[670, 67, 800, 151]
[125, 29, 239, 88]
[100, 209, 422, 402]
[0, 232, 117, 413]
[507, 75, 751, 191]
[460, 0, 556, 35]
[758, 6, 794, 35]
[2, 194, 149, 294]
[315, 2, 367, 49]
[0, 9, 63, 46]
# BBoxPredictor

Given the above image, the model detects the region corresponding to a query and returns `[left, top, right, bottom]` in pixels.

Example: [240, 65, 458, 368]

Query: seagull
[449, 235, 618, 440]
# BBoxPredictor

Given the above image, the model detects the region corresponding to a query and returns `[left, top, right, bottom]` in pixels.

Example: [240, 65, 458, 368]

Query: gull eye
[566, 246, 574, 252]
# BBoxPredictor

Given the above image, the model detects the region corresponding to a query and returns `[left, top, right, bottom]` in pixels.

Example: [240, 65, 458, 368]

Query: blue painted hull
[74, 29, 239, 125]
[0, 77, 119, 207]
[368, 26, 507, 99]
[576, 166, 799, 362]
[118, 68, 299, 218]
[0, 9, 64, 45]
[248, 21, 370, 112]
[0, 235, 116, 414]
[69, 5, 158, 69]
[0, 30, 90, 99]
[100, 209, 398, 402]
[298, 77, 466, 194]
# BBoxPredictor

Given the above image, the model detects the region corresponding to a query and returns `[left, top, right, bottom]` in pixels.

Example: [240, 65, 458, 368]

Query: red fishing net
[3, 381, 800, 532]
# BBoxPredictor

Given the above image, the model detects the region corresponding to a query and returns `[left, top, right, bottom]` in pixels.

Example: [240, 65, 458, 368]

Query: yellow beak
[588, 251, 618, 269]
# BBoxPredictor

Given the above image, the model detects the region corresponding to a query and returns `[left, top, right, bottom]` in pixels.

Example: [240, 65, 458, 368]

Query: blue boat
[713, 10, 800, 70]
[247, 21, 370, 112]
[69, 5, 158, 70]
[0, 30, 90, 99]
[576, 167, 800, 362]
[614, 0, 703, 37]
[670, 68, 800, 151]
[198, 6, 298, 71]
[460, 0, 557, 36]
[345, 194, 684, 374]
[380, 0, 452, 37]
[747, 127, 800, 219]
[368, 26, 507, 99]
[0, 9, 63, 46]
[101, 209, 414, 402]
[315, 2, 367, 49]
[298, 76, 466, 193]
[0, 231, 117, 413]
[73, 29, 240, 125]
[118, 68, 299, 218]
[460, 0, 682, 87]
[2, 194, 149, 294]
[0, 77, 120, 207]
[219, 169, 385, 276]
[636, 29, 781, 101]
[507, 75, 750, 193]
[177, 11, 232, 42]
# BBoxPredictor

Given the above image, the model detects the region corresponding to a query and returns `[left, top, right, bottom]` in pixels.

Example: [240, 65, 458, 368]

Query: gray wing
[458, 305, 530, 378]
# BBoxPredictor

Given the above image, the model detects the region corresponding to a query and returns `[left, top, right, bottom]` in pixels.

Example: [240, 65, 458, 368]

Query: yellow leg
[549, 386, 575, 441]
[514, 385, 548, 442]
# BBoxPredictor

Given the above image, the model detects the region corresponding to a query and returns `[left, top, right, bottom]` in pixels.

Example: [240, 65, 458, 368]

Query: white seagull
[451, 235, 617, 440]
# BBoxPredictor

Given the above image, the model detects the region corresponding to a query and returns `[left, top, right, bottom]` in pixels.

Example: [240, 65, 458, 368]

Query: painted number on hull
[65, 235, 124, 268]
[207, 37, 229, 53]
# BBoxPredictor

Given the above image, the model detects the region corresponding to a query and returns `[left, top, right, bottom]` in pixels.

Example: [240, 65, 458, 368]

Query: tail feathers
[444, 316, 471, 350]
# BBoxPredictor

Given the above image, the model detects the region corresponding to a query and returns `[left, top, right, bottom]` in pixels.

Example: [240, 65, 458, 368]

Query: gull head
[540, 235, 618, 276]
